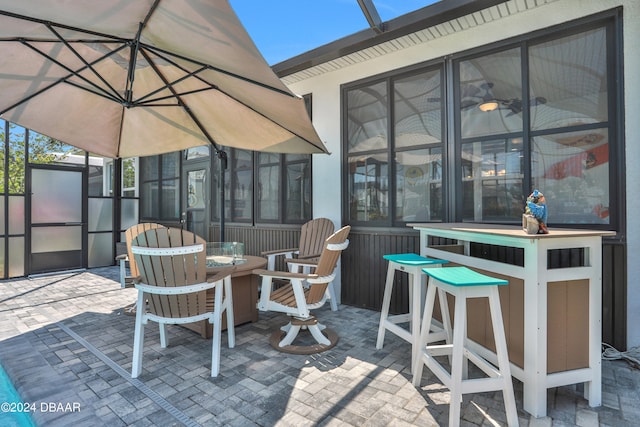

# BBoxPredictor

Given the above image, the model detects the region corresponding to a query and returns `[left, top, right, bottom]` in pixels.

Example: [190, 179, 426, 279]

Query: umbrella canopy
[0, 0, 328, 158]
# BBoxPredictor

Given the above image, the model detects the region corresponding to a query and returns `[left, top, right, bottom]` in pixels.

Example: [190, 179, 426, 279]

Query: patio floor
[0, 266, 638, 426]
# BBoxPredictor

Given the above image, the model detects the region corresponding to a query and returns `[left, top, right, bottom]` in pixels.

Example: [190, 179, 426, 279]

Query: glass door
[182, 160, 210, 240]
[29, 166, 85, 274]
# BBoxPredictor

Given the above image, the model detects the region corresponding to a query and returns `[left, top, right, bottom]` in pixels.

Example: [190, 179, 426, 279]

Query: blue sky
[229, 1, 438, 65]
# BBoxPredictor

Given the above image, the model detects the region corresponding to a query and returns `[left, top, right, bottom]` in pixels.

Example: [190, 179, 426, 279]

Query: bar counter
[409, 223, 616, 417]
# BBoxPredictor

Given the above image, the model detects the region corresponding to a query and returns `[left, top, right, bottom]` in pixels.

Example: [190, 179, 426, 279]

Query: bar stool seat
[376, 253, 448, 373]
[412, 266, 519, 426]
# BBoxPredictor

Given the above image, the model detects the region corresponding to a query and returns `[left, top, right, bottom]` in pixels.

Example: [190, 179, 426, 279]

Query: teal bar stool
[412, 266, 518, 427]
[376, 253, 448, 373]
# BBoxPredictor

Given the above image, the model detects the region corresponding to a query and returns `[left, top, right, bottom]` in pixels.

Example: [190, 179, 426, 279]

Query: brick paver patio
[0, 267, 638, 426]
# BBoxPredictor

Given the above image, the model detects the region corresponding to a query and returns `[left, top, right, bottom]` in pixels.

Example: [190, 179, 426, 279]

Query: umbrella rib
[134, 57, 210, 105]
[18, 39, 125, 103]
[0, 9, 130, 42]
[144, 44, 294, 98]
[0, 41, 128, 115]
[125, 22, 144, 106]
[142, 46, 324, 152]
[0, 75, 122, 117]
[136, 87, 214, 107]
[138, 46, 325, 150]
[0, 5, 294, 100]
[45, 23, 125, 102]
[140, 46, 222, 153]
[136, 47, 223, 105]
[63, 81, 131, 104]
[0, 4, 326, 153]
[123, 0, 160, 106]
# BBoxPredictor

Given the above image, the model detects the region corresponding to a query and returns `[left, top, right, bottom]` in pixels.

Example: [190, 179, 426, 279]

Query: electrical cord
[602, 343, 640, 369]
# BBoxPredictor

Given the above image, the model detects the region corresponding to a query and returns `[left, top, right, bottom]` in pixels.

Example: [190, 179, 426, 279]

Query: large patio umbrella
[0, 0, 328, 158]
[0, 0, 328, 241]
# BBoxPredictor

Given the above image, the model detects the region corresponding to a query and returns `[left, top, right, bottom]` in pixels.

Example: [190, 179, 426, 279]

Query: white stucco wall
[620, 0, 640, 349]
[285, 0, 638, 346]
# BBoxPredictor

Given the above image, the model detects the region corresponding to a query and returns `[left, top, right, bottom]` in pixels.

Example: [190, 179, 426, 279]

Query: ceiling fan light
[478, 101, 499, 112]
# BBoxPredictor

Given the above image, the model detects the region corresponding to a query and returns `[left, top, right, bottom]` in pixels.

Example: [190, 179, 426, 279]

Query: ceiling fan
[461, 82, 547, 115]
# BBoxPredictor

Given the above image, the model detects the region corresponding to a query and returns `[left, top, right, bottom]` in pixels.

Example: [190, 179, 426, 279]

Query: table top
[206, 255, 267, 277]
[408, 222, 616, 239]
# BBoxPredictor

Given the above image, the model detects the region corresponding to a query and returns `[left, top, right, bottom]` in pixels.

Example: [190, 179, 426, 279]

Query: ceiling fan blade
[461, 99, 478, 109]
[461, 85, 481, 98]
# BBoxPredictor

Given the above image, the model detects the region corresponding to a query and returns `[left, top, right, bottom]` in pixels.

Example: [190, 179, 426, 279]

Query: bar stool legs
[376, 254, 448, 373]
[413, 267, 519, 427]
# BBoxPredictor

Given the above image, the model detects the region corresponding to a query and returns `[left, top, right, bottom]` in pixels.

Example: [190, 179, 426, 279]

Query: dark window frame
[341, 9, 623, 233]
[342, 62, 446, 228]
[211, 94, 314, 226]
[139, 152, 181, 222]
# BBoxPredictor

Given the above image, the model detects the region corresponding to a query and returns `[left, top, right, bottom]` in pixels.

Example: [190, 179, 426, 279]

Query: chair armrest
[207, 267, 236, 283]
[296, 253, 320, 261]
[262, 249, 299, 270]
[284, 258, 318, 267]
[261, 248, 299, 256]
[306, 273, 336, 284]
[116, 254, 128, 261]
[252, 268, 317, 280]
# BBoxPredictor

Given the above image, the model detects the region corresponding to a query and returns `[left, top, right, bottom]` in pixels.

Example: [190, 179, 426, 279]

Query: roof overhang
[273, 0, 508, 78]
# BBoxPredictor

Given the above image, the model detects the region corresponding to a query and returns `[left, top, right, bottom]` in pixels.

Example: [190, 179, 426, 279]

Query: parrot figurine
[525, 189, 548, 234]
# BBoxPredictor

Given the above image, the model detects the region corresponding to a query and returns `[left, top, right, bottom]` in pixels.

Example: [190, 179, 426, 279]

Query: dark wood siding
[211, 225, 627, 350]
[341, 229, 421, 311]
[602, 241, 626, 349]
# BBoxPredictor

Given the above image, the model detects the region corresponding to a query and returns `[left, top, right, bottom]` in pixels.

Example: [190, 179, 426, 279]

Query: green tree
[123, 158, 136, 191]
[0, 121, 81, 194]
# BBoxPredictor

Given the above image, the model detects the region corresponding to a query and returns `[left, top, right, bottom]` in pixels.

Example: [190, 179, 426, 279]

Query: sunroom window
[529, 27, 610, 225]
[344, 17, 617, 229]
[345, 68, 445, 225]
[457, 25, 612, 225]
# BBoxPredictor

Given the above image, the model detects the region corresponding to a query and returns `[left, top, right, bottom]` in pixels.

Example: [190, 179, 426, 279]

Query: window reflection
[394, 71, 442, 147]
[187, 170, 206, 209]
[185, 145, 210, 160]
[347, 81, 388, 153]
[257, 152, 280, 221]
[459, 48, 523, 139]
[461, 139, 524, 221]
[225, 149, 252, 222]
[214, 149, 311, 224]
[160, 178, 179, 219]
[284, 155, 310, 221]
[395, 148, 442, 222]
[346, 69, 444, 225]
[348, 155, 389, 222]
[455, 25, 612, 226]
[140, 152, 179, 220]
[530, 28, 608, 130]
[532, 128, 609, 224]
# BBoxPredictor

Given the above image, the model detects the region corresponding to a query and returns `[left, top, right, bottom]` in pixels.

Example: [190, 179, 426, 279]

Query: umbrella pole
[217, 150, 228, 242]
